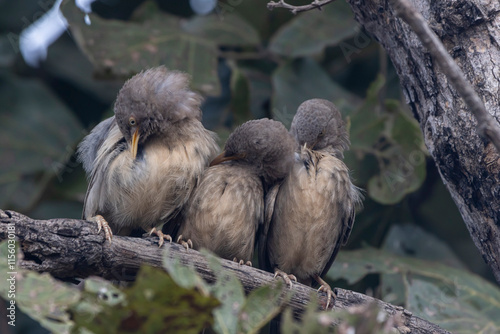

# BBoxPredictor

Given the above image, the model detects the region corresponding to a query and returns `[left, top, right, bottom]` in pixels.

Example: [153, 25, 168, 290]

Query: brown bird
[78, 67, 219, 246]
[259, 99, 362, 308]
[177, 118, 296, 264]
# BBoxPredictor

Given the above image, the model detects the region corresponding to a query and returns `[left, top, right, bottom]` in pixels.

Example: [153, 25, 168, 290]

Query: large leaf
[381, 224, 466, 305]
[0, 242, 80, 333]
[271, 58, 359, 128]
[73, 265, 219, 334]
[237, 284, 284, 334]
[328, 248, 500, 333]
[62, 1, 260, 96]
[349, 75, 388, 151]
[181, 14, 259, 46]
[269, 0, 359, 57]
[348, 75, 427, 204]
[0, 72, 84, 209]
[201, 250, 246, 334]
[201, 250, 285, 334]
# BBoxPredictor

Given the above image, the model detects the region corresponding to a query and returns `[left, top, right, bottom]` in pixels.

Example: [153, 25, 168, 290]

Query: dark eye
[129, 117, 136, 126]
[318, 129, 325, 137]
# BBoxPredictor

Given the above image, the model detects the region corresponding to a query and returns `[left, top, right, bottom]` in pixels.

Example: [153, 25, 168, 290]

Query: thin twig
[389, 0, 500, 153]
[267, 0, 337, 14]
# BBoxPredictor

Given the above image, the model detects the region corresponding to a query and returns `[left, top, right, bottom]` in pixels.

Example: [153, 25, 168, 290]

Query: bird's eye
[319, 129, 325, 137]
[129, 117, 136, 126]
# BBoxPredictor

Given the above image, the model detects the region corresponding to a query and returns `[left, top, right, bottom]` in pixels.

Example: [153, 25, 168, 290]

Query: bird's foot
[148, 227, 172, 247]
[314, 274, 336, 309]
[274, 269, 297, 289]
[176, 234, 193, 251]
[233, 258, 252, 266]
[91, 215, 113, 242]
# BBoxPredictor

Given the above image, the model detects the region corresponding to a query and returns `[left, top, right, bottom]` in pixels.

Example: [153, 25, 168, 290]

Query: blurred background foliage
[0, 0, 499, 333]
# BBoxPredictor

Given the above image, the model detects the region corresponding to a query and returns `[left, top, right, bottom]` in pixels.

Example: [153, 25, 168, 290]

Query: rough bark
[0, 210, 449, 334]
[347, 0, 500, 283]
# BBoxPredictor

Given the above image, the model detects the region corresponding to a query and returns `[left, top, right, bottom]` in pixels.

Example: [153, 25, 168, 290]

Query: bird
[259, 99, 362, 309]
[177, 118, 296, 265]
[77, 66, 219, 246]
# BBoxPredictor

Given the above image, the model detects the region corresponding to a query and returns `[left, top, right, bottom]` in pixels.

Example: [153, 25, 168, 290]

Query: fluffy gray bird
[259, 99, 362, 308]
[177, 118, 296, 264]
[78, 67, 219, 246]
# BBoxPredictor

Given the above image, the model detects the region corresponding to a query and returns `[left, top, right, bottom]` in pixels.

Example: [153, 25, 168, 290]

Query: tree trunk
[347, 0, 500, 283]
[0, 210, 449, 333]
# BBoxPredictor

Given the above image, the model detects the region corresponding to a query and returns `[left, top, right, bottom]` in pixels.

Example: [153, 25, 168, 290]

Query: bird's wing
[77, 116, 116, 174]
[257, 181, 282, 272]
[320, 174, 362, 279]
[82, 119, 125, 219]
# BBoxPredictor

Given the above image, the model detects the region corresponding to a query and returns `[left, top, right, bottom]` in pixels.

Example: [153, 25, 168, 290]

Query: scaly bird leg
[314, 274, 336, 309]
[274, 268, 297, 289]
[91, 215, 113, 242]
[233, 258, 252, 266]
[148, 227, 172, 248]
[176, 234, 193, 251]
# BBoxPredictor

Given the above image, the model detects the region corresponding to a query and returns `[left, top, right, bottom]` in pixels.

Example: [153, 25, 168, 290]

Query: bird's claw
[148, 227, 172, 247]
[176, 235, 193, 250]
[318, 285, 336, 309]
[92, 215, 113, 242]
[315, 275, 336, 309]
[233, 258, 252, 266]
[274, 269, 297, 289]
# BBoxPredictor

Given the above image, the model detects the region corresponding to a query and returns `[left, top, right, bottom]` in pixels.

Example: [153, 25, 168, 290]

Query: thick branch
[0, 210, 448, 334]
[389, 0, 500, 152]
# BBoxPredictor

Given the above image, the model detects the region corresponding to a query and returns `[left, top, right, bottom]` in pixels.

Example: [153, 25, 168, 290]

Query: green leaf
[0, 241, 80, 333]
[269, 1, 359, 57]
[238, 285, 284, 334]
[369, 104, 427, 204]
[406, 279, 499, 334]
[348, 75, 427, 204]
[281, 293, 335, 334]
[0, 72, 84, 210]
[181, 14, 260, 46]
[271, 58, 359, 128]
[62, 2, 259, 96]
[162, 247, 210, 295]
[381, 224, 466, 305]
[383, 224, 465, 269]
[83, 277, 126, 307]
[366, 148, 426, 204]
[203, 250, 246, 334]
[62, 2, 217, 94]
[74, 266, 219, 334]
[349, 75, 387, 151]
[328, 248, 500, 333]
[221, 0, 294, 42]
[201, 250, 285, 334]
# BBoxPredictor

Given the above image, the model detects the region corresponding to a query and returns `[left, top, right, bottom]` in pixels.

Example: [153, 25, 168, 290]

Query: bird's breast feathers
[89, 124, 217, 231]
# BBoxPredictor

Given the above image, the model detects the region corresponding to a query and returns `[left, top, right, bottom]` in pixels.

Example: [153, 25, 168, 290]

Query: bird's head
[290, 99, 349, 157]
[114, 66, 202, 159]
[210, 118, 295, 184]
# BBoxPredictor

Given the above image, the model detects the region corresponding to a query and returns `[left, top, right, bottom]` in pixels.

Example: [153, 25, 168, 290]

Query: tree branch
[0, 209, 449, 333]
[344, 0, 500, 284]
[388, 0, 500, 153]
[267, 0, 337, 14]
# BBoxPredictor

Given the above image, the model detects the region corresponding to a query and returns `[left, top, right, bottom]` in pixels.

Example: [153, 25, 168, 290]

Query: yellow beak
[210, 151, 245, 167]
[131, 128, 140, 160]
